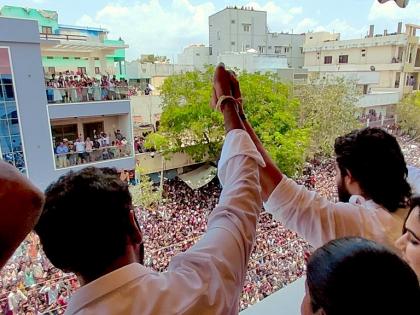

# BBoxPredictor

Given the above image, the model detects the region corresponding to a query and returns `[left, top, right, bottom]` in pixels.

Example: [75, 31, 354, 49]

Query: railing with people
[55, 143, 132, 169]
[46, 86, 131, 104]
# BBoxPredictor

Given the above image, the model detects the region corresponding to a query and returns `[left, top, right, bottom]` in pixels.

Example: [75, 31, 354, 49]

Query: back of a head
[334, 127, 410, 212]
[35, 167, 132, 277]
[307, 237, 420, 315]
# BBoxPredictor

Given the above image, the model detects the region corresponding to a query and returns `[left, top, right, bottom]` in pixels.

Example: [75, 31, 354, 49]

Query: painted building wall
[0, 6, 59, 33]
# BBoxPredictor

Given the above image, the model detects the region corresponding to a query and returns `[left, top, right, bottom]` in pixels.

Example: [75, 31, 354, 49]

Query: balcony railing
[46, 87, 130, 104]
[55, 144, 132, 169]
[40, 33, 88, 41]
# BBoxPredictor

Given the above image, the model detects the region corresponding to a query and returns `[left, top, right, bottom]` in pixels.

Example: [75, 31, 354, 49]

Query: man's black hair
[35, 167, 133, 278]
[307, 237, 419, 315]
[334, 127, 411, 212]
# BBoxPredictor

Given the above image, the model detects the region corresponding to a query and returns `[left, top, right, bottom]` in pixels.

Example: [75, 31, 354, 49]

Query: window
[324, 56, 332, 64]
[274, 46, 282, 53]
[94, 57, 100, 61]
[243, 24, 251, 32]
[77, 67, 86, 74]
[339, 55, 349, 64]
[75, 57, 81, 60]
[48, 67, 55, 74]
[258, 46, 265, 54]
[46, 56, 54, 60]
[217, 31, 221, 40]
[361, 49, 366, 57]
[231, 41, 235, 46]
[195, 53, 200, 56]
[300, 47, 303, 54]
[95, 67, 100, 74]
[209, 47, 212, 55]
[231, 20, 235, 24]
[0, 48, 26, 173]
[268, 46, 272, 50]
[284, 47, 290, 53]
[42, 26, 52, 34]
[63, 57, 69, 60]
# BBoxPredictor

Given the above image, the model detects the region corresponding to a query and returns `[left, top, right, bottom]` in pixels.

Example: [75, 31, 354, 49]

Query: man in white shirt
[7, 286, 27, 313]
[227, 71, 420, 251]
[34, 65, 265, 315]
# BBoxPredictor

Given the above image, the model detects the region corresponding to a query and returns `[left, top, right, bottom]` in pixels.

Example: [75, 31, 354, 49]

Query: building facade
[0, 16, 134, 190]
[303, 23, 420, 118]
[0, 6, 128, 79]
[208, 6, 305, 72]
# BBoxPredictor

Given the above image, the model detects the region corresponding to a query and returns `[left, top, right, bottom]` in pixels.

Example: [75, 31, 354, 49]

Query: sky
[2, 0, 420, 60]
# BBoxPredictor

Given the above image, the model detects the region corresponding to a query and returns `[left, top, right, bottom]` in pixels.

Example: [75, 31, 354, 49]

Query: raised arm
[0, 161, 44, 269]
[149, 66, 265, 314]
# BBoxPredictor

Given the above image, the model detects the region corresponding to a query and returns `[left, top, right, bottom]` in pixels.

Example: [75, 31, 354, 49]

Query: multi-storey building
[208, 6, 305, 72]
[0, 6, 127, 79]
[303, 23, 420, 119]
[0, 15, 134, 190]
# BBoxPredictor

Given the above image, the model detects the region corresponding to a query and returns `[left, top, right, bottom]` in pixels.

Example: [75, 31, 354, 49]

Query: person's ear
[128, 210, 142, 244]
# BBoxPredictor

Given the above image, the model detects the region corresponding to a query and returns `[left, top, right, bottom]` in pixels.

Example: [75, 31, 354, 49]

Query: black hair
[307, 237, 419, 315]
[35, 167, 133, 278]
[403, 195, 420, 234]
[334, 127, 411, 212]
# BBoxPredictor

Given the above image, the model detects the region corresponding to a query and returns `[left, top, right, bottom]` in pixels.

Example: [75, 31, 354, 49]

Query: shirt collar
[349, 195, 408, 219]
[65, 263, 152, 315]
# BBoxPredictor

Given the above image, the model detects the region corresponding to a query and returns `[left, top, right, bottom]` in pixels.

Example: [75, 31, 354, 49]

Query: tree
[294, 77, 362, 157]
[397, 91, 420, 137]
[129, 166, 162, 211]
[150, 69, 362, 178]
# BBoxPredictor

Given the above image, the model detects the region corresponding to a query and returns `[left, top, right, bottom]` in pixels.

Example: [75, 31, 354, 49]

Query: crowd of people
[45, 73, 138, 103]
[54, 130, 131, 169]
[1, 133, 419, 314]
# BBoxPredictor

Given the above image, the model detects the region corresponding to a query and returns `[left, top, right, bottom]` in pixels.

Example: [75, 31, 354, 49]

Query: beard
[337, 177, 351, 202]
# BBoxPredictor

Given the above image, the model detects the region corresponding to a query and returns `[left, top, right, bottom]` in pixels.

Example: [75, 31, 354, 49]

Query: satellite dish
[370, 66, 376, 71]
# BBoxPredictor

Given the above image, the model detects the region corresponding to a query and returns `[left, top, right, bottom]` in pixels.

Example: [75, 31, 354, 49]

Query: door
[83, 122, 104, 140]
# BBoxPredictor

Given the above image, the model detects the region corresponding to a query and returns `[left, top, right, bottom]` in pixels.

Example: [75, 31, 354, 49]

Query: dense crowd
[1, 135, 419, 314]
[45, 73, 138, 103]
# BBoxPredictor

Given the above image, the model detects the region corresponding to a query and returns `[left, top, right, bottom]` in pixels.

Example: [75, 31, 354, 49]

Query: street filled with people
[1, 135, 419, 314]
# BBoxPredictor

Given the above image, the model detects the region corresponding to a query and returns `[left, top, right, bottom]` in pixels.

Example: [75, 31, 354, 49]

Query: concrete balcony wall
[136, 151, 208, 175]
[358, 92, 400, 108]
[48, 99, 131, 119]
[321, 71, 380, 84]
[305, 63, 403, 72]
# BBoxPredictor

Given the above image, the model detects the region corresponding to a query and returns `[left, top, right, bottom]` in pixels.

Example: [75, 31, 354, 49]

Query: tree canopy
[397, 91, 420, 137]
[147, 68, 361, 177]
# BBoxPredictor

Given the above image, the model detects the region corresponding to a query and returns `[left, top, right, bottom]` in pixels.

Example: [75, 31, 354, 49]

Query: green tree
[294, 77, 362, 156]
[129, 167, 162, 210]
[397, 91, 420, 137]
[150, 70, 362, 177]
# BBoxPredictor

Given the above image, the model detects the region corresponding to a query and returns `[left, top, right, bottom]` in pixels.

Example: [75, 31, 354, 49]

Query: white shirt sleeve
[264, 176, 390, 249]
[407, 166, 420, 195]
[160, 129, 265, 315]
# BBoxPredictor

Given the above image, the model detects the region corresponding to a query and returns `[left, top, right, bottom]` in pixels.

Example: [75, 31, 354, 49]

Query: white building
[208, 6, 305, 73]
[177, 44, 210, 70]
[303, 23, 420, 119]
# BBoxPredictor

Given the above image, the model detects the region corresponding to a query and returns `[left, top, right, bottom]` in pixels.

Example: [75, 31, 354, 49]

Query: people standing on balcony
[101, 75, 110, 100]
[85, 137, 94, 163]
[56, 141, 69, 168]
[225, 70, 420, 252]
[114, 129, 124, 141]
[74, 138, 86, 165]
[302, 237, 419, 315]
